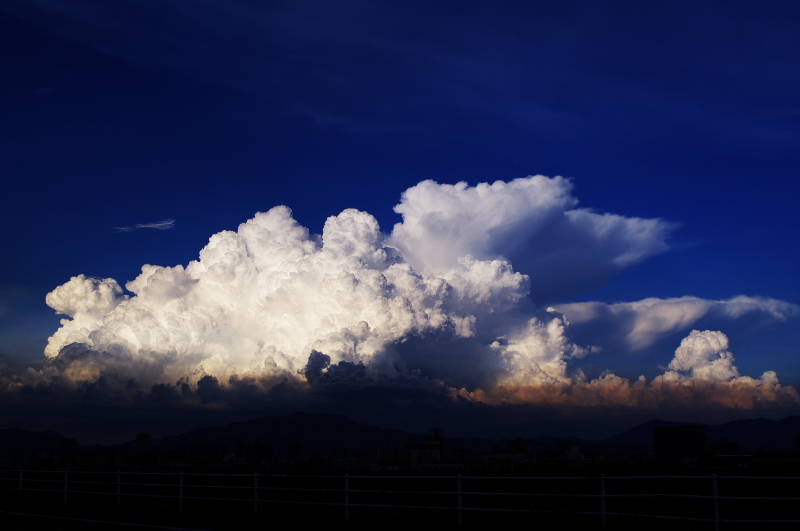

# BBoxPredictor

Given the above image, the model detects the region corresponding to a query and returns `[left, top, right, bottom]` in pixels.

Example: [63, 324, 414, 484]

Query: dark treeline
[1, 413, 798, 475]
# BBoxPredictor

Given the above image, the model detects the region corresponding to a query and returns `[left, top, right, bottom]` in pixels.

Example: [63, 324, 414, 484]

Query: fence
[1, 469, 798, 529]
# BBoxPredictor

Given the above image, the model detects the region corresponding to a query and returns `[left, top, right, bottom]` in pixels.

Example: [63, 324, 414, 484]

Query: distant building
[654, 425, 706, 460]
[710, 438, 739, 455]
[61, 438, 80, 464]
[378, 428, 444, 466]
[505, 437, 536, 458]
[413, 428, 444, 463]
[287, 441, 303, 462]
[464, 453, 516, 469]
[557, 440, 583, 460]
[136, 433, 151, 454]
[236, 439, 274, 465]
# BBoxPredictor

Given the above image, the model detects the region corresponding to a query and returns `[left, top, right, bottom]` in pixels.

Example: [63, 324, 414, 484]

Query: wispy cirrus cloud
[113, 219, 174, 232]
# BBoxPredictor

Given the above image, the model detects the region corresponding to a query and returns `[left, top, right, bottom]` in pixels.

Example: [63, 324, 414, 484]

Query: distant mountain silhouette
[0, 428, 67, 459]
[528, 434, 600, 454]
[593, 416, 799, 454]
[597, 419, 704, 454]
[167, 412, 426, 455]
[706, 416, 799, 453]
[2, 414, 797, 457]
[165, 414, 799, 455]
[119, 413, 800, 456]
[445, 436, 498, 454]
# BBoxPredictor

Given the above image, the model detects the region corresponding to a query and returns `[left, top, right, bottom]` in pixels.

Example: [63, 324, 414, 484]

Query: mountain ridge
[2, 414, 797, 457]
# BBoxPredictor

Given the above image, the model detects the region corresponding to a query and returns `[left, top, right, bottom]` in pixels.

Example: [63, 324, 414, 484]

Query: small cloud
[114, 219, 175, 233]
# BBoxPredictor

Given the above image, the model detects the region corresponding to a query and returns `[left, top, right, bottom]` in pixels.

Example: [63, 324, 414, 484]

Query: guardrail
[1, 469, 797, 529]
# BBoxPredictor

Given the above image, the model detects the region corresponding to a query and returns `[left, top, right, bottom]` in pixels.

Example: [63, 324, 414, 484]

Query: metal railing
[1, 469, 797, 528]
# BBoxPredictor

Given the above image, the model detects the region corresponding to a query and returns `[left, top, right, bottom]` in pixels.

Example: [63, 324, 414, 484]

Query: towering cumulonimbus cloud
[7, 176, 797, 413]
[389, 176, 676, 303]
[42, 204, 533, 387]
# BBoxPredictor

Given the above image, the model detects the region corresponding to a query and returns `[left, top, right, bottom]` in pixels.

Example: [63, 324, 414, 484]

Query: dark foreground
[0, 502, 755, 531]
[1, 469, 797, 530]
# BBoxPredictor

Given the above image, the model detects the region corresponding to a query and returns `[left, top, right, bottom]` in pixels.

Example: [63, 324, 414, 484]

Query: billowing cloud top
[5, 176, 797, 418]
[390, 176, 676, 302]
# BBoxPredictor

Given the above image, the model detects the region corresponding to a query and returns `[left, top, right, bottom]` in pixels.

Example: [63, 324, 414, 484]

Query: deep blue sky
[1, 2, 798, 412]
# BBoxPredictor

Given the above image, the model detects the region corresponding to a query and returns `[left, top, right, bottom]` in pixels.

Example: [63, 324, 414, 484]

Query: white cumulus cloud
[557, 296, 799, 352]
[389, 176, 676, 303]
[452, 330, 798, 410]
[1, 176, 794, 417]
[43, 205, 529, 386]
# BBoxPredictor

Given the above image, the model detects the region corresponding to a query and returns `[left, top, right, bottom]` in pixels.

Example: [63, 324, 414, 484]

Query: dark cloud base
[2, 356, 796, 445]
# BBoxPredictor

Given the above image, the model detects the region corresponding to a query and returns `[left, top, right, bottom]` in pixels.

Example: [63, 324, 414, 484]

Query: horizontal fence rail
[1, 469, 798, 528]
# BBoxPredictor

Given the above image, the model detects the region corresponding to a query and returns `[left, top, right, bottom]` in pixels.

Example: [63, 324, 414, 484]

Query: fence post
[179, 471, 184, 513]
[344, 473, 350, 523]
[600, 474, 607, 530]
[63, 469, 68, 505]
[117, 470, 121, 506]
[457, 474, 463, 528]
[253, 471, 259, 515]
[18, 468, 22, 499]
[711, 474, 719, 531]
